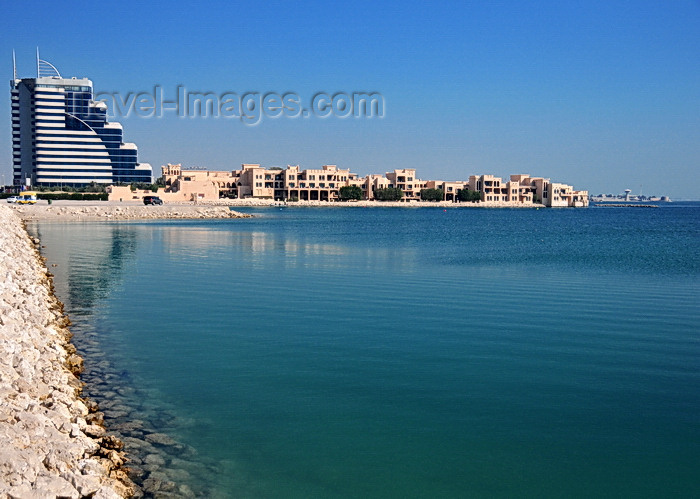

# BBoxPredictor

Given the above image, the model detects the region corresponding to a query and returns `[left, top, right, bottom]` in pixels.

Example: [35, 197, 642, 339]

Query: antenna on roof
[12, 50, 17, 80]
[36, 47, 39, 78]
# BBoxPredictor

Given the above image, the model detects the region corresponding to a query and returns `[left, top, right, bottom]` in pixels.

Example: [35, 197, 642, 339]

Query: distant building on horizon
[10, 51, 152, 187]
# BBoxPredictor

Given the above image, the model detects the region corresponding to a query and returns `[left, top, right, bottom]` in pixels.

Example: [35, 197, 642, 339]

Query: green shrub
[37, 192, 108, 201]
[374, 187, 403, 201]
[420, 188, 444, 202]
[457, 189, 481, 202]
[339, 185, 363, 201]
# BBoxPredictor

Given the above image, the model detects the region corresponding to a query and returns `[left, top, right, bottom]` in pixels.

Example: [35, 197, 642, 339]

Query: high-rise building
[11, 51, 152, 187]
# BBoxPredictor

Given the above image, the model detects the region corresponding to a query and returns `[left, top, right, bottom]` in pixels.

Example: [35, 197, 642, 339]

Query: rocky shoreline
[0, 205, 135, 497]
[11, 203, 251, 221]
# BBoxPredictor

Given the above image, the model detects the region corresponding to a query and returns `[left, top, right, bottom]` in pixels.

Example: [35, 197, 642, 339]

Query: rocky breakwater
[0, 205, 135, 498]
[12, 203, 251, 221]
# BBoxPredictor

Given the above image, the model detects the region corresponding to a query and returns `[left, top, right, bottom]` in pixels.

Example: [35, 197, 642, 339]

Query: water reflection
[27, 222, 139, 315]
[28, 219, 420, 497]
[155, 224, 417, 273]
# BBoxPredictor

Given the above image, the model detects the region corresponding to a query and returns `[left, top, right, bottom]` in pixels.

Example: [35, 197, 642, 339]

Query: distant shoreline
[593, 204, 659, 208]
[8, 199, 551, 221]
[201, 199, 546, 209]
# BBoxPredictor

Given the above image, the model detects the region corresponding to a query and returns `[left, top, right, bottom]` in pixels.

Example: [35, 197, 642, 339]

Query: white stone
[0, 206, 132, 497]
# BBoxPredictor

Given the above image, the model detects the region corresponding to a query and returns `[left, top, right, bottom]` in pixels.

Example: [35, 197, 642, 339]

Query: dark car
[143, 195, 163, 205]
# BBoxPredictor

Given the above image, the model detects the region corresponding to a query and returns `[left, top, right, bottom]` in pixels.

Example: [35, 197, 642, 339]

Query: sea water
[29, 204, 700, 498]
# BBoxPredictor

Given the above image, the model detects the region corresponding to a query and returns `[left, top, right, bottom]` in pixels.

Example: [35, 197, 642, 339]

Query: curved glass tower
[11, 53, 152, 187]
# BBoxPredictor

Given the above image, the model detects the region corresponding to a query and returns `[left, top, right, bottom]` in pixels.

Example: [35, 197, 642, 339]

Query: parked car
[143, 195, 163, 205]
[6, 196, 19, 203]
[16, 192, 38, 204]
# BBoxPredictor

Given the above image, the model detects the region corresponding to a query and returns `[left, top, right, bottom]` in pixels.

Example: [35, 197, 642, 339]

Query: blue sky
[2, 0, 699, 198]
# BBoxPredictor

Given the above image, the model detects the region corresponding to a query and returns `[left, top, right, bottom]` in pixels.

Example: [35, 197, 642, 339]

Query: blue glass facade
[11, 70, 152, 187]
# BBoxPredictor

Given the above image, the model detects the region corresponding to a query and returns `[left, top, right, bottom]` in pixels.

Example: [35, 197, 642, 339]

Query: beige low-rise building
[108, 163, 588, 207]
[385, 169, 424, 201]
[469, 174, 510, 202]
[285, 164, 351, 201]
[424, 180, 468, 201]
[508, 174, 588, 207]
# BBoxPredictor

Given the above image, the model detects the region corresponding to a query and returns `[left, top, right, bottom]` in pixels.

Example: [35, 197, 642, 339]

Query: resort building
[359, 174, 392, 200]
[109, 163, 588, 207]
[11, 52, 152, 187]
[424, 180, 468, 202]
[508, 174, 588, 207]
[385, 169, 424, 200]
[284, 164, 352, 201]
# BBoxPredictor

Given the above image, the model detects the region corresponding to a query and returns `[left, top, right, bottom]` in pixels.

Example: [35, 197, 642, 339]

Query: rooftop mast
[35, 48, 62, 78]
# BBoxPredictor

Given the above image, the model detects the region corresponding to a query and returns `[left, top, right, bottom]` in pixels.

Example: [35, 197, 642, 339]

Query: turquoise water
[31, 205, 700, 497]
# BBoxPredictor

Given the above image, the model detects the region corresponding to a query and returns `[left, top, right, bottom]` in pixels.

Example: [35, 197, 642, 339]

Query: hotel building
[11, 53, 152, 187]
[109, 163, 588, 207]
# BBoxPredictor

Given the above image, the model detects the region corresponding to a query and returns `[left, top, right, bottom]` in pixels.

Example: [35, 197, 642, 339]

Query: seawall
[0, 205, 135, 498]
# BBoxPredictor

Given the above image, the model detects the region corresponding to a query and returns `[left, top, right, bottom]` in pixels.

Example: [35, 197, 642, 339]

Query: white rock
[94, 485, 125, 499]
[0, 206, 132, 497]
[33, 474, 79, 498]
